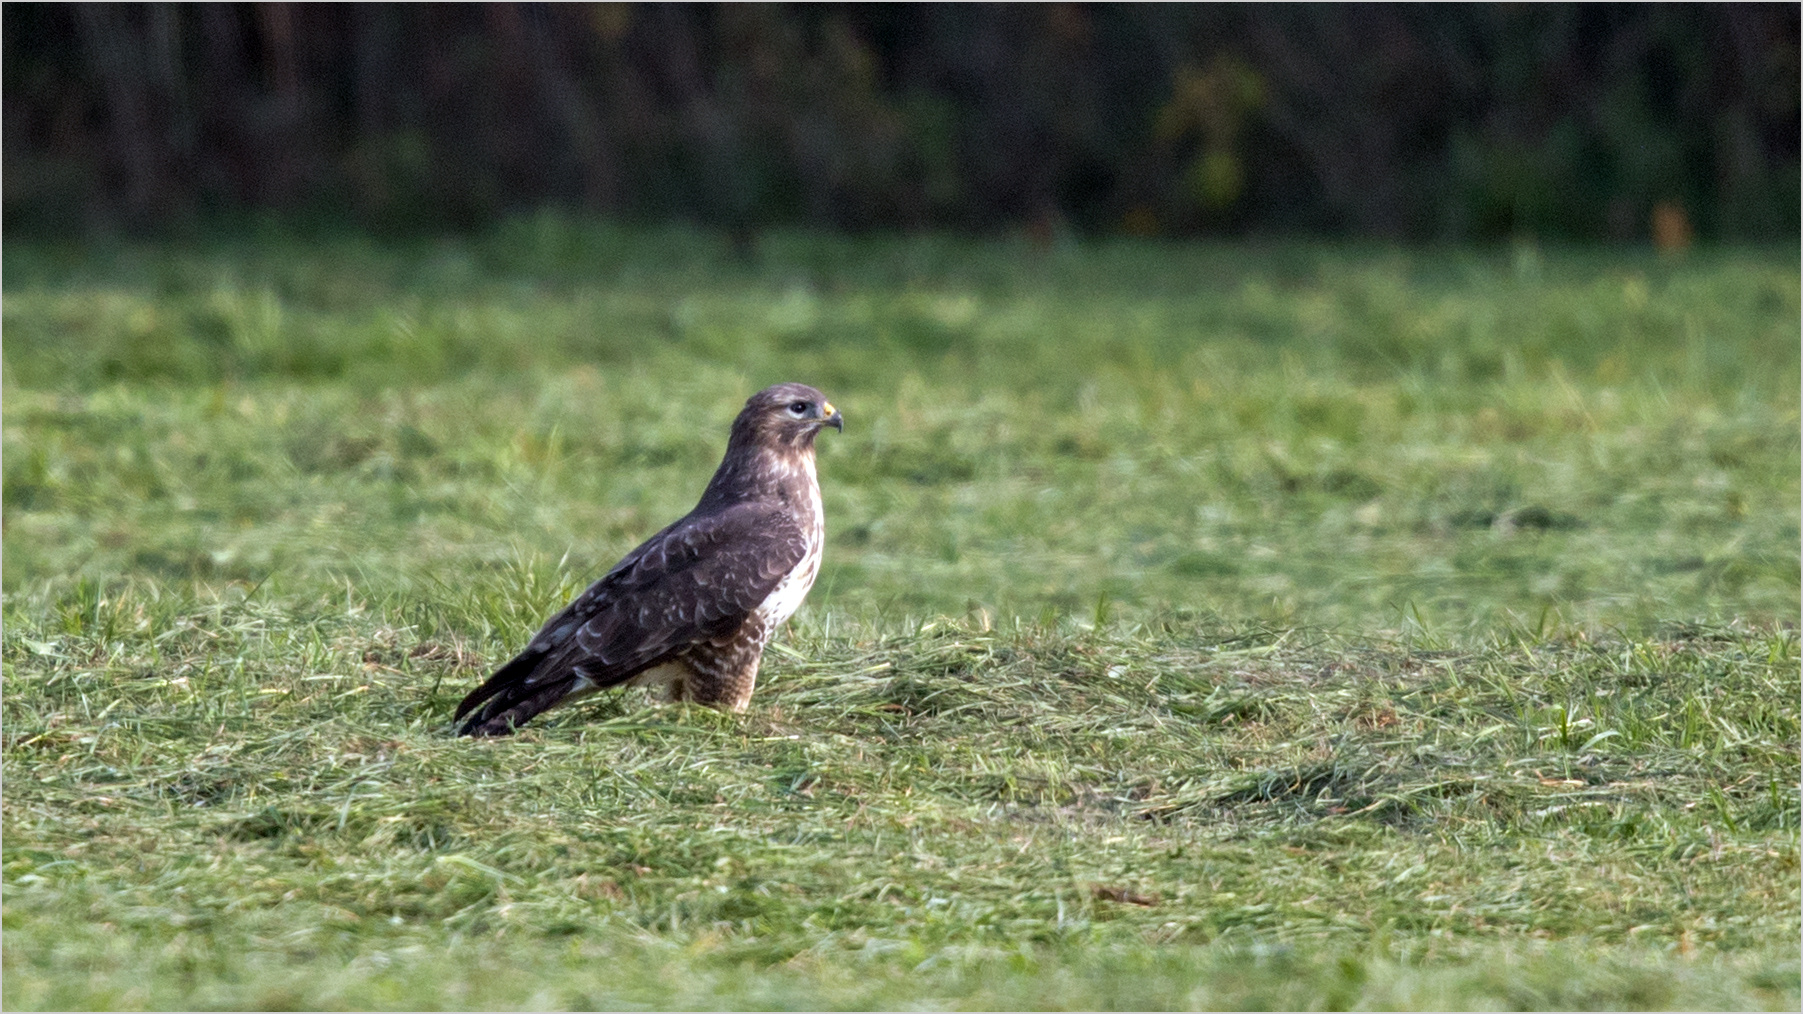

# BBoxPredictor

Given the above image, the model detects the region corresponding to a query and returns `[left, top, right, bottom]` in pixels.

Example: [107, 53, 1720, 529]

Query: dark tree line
[4, 3, 1796, 239]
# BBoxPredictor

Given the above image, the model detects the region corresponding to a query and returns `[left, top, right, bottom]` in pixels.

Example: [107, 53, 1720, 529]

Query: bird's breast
[756, 540, 822, 629]
[756, 464, 824, 629]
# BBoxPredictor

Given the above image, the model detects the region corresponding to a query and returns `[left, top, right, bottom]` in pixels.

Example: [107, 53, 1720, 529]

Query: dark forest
[5, 3, 1798, 239]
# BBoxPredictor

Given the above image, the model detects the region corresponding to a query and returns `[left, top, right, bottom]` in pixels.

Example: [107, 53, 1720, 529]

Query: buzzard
[454, 383, 842, 736]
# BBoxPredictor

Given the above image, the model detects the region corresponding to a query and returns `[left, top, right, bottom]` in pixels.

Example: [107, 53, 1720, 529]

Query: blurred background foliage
[4, 3, 1797, 242]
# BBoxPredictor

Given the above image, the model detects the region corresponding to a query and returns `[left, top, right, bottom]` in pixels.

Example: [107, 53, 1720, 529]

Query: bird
[454, 383, 842, 736]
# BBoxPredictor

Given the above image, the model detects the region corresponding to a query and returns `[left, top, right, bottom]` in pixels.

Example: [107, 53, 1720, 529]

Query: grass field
[3, 223, 1799, 1009]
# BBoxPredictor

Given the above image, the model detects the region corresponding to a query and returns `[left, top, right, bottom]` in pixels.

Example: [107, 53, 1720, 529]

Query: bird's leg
[724, 659, 759, 712]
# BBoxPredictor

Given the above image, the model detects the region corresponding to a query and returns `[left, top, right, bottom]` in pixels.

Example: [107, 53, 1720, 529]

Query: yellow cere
[822, 401, 837, 417]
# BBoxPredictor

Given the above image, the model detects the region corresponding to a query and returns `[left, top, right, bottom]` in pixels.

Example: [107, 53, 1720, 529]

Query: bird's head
[733, 383, 843, 450]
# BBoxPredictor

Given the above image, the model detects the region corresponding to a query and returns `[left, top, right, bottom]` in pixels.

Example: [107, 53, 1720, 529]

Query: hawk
[454, 383, 842, 736]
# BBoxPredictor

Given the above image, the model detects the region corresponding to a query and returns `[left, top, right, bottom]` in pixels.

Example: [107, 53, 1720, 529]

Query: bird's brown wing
[454, 502, 808, 735]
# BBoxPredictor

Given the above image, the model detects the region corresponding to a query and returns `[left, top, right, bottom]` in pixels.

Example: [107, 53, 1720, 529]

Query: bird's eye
[787, 401, 810, 416]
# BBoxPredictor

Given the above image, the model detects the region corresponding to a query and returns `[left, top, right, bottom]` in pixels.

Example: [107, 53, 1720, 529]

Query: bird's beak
[821, 402, 843, 432]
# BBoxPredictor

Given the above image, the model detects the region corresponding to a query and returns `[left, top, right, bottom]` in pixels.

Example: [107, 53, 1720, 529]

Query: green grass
[4, 224, 1798, 1009]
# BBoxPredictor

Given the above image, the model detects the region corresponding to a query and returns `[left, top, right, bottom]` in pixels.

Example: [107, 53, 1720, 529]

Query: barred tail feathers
[454, 654, 595, 737]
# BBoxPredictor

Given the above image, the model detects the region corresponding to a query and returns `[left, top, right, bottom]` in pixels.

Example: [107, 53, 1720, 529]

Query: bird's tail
[453, 655, 592, 737]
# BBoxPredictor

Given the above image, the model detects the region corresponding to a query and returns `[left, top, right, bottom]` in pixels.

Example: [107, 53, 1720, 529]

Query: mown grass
[3, 223, 1798, 1009]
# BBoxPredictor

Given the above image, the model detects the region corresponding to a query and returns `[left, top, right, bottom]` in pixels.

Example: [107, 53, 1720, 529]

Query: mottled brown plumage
[455, 383, 840, 736]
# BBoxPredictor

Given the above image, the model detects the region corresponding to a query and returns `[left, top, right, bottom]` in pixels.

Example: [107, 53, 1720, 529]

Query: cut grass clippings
[3, 226, 1798, 1008]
